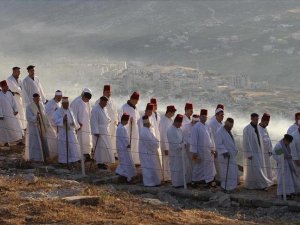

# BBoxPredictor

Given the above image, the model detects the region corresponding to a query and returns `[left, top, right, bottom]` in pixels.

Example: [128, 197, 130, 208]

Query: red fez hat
[121, 113, 130, 121]
[185, 103, 193, 110]
[0, 80, 7, 87]
[261, 113, 270, 121]
[166, 105, 177, 112]
[216, 104, 224, 110]
[295, 112, 300, 118]
[146, 103, 154, 111]
[150, 98, 157, 105]
[130, 91, 140, 100]
[103, 85, 111, 92]
[174, 114, 184, 123]
[200, 109, 208, 116]
[61, 97, 69, 103]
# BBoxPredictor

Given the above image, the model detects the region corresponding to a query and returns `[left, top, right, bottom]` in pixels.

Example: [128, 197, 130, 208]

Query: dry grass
[0, 176, 263, 225]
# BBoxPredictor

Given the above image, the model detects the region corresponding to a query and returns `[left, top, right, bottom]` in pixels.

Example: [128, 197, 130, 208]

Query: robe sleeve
[243, 127, 253, 158]
[167, 128, 182, 151]
[90, 108, 99, 135]
[26, 106, 37, 123]
[290, 138, 300, 160]
[0, 97, 4, 117]
[10, 93, 18, 113]
[36, 78, 46, 103]
[272, 143, 283, 162]
[190, 126, 198, 154]
[145, 131, 159, 151]
[53, 109, 64, 127]
[159, 120, 169, 150]
[216, 130, 229, 155]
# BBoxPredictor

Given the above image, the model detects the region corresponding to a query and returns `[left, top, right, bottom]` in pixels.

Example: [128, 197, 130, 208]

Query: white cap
[82, 88, 92, 95]
[55, 90, 63, 96]
[215, 108, 224, 114]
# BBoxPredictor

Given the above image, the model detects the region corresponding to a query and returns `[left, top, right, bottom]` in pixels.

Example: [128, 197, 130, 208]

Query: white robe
[0, 91, 23, 143]
[290, 130, 300, 193]
[70, 96, 92, 155]
[167, 125, 191, 187]
[95, 98, 118, 156]
[90, 105, 115, 164]
[25, 102, 50, 162]
[139, 126, 162, 187]
[115, 124, 136, 180]
[216, 127, 239, 191]
[45, 99, 60, 158]
[182, 114, 191, 126]
[243, 124, 272, 189]
[120, 102, 140, 164]
[7, 75, 26, 129]
[159, 115, 173, 181]
[53, 107, 81, 163]
[273, 141, 298, 196]
[208, 116, 222, 180]
[182, 122, 195, 182]
[287, 124, 298, 135]
[259, 125, 273, 180]
[190, 122, 216, 183]
[22, 76, 46, 106]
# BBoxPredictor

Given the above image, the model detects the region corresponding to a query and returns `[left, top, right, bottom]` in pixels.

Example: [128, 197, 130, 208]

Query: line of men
[1, 66, 300, 198]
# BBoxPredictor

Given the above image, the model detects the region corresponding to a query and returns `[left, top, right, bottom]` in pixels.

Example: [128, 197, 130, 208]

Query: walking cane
[129, 118, 133, 146]
[89, 135, 100, 170]
[65, 115, 69, 167]
[182, 144, 187, 189]
[224, 154, 230, 192]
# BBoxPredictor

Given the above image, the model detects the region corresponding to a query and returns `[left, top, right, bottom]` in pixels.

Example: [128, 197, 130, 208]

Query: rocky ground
[1, 144, 300, 225]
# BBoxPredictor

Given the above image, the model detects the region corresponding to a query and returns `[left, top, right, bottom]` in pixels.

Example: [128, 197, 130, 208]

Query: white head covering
[55, 90, 63, 96]
[215, 108, 224, 114]
[82, 88, 92, 95]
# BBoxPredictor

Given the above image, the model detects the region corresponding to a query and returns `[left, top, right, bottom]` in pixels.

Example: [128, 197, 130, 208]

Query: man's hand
[127, 144, 131, 149]
[248, 156, 253, 160]
[14, 112, 18, 116]
[94, 134, 100, 138]
[44, 99, 49, 104]
[223, 152, 230, 158]
[164, 150, 169, 156]
[192, 153, 200, 162]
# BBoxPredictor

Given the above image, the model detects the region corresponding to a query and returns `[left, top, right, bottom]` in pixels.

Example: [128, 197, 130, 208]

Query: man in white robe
[91, 96, 115, 170]
[53, 97, 81, 164]
[0, 80, 23, 146]
[150, 98, 161, 125]
[273, 134, 299, 199]
[167, 114, 192, 187]
[119, 91, 140, 165]
[22, 65, 47, 106]
[243, 113, 273, 190]
[190, 109, 216, 187]
[115, 113, 137, 182]
[138, 103, 155, 132]
[7, 66, 26, 130]
[258, 113, 273, 181]
[150, 98, 161, 165]
[216, 118, 239, 192]
[70, 88, 92, 160]
[287, 112, 300, 135]
[95, 85, 118, 159]
[182, 114, 199, 185]
[182, 103, 193, 126]
[208, 106, 224, 183]
[25, 93, 50, 162]
[290, 127, 300, 193]
[45, 90, 62, 159]
[139, 115, 162, 187]
[159, 105, 177, 181]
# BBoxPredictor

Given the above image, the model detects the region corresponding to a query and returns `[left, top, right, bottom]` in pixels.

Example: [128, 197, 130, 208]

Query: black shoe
[4, 143, 9, 147]
[84, 154, 92, 161]
[97, 163, 108, 170]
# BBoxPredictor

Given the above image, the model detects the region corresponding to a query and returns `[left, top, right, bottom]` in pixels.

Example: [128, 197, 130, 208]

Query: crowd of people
[1, 65, 300, 199]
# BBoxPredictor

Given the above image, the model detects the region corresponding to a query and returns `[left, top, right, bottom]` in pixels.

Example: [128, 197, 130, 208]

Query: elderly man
[116, 113, 137, 183]
[0, 80, 23, 146]
[22, 65, 47, 106]
[138, 103, 154, 130]
[243, 113, 273, 190]
[7, 66, 26, 130]
[258, 113, 273, 181]
[182, 103, 193, 126]
[139, 115, 162, 187]
[159, 105, 177, 181]
[120, 91, 141, 165]
[287, 112, 300, 135]
[70, 88, 92, 160]
[190, 109, 216, 188]
[91, 96, 115, 170]
[25, 93, 50, 162]
[95, 85, 118, 159]
[167, 114, 192, 187]
[53, 97, 81, 164]
[216, 118, 239, 192]
[45, 90, 62, 159]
